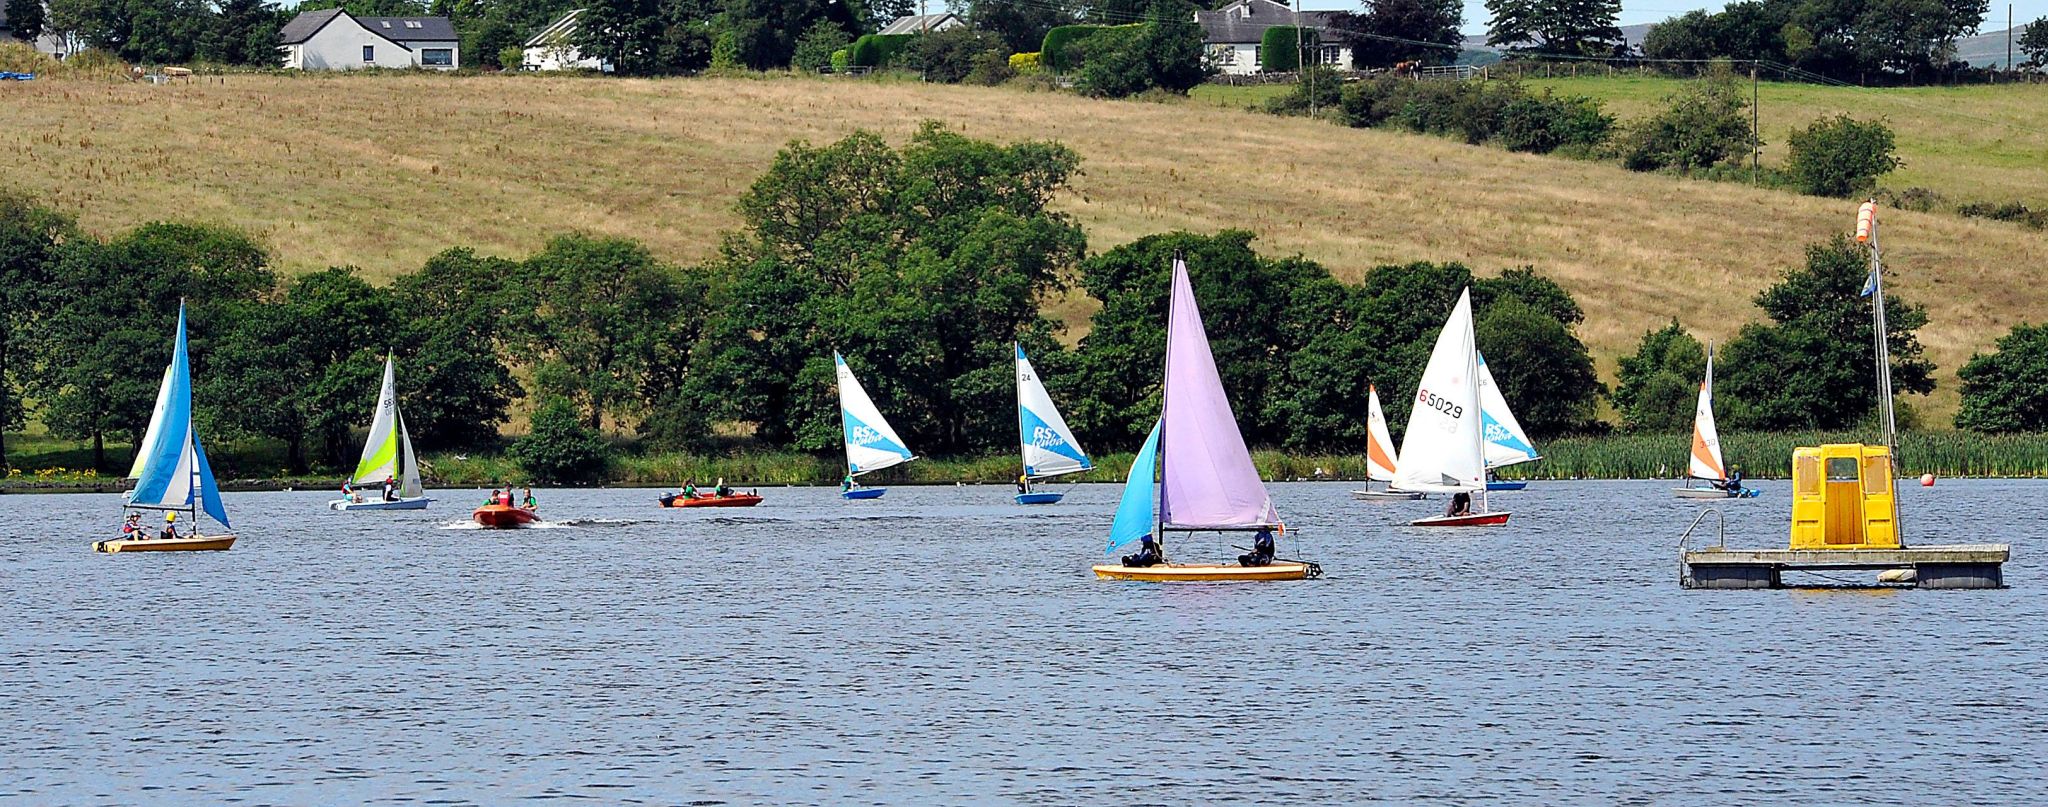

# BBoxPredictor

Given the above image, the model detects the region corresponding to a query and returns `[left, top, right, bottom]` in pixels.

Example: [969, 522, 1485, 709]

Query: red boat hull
[660, 493, 764, 508]
[1409, 511, 1512, 527]
[472, 504, 539, 528]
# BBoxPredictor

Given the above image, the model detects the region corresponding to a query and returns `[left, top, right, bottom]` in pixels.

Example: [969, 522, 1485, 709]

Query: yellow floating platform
[94, 534, 237, 553]
[1092, 562, 1318, 582]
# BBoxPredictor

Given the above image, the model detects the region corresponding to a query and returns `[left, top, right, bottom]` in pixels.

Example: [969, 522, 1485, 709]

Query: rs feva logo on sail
[1020, 406, 1086, 462]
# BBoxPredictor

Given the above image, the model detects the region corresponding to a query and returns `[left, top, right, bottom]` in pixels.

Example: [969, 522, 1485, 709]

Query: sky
[1295, 0, 2048, 37]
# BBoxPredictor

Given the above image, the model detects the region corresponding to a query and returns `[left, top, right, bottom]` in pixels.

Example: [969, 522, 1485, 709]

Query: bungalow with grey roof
[1195, 0, 1349, 75]
[279, 9, 460, 71]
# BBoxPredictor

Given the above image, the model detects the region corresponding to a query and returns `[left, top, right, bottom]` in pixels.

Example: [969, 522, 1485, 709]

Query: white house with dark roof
[877, 13, 964, 36]
[278, 9, 459, 71]
[520, 8, 611, 72]
[1195, 0, 1349, 75]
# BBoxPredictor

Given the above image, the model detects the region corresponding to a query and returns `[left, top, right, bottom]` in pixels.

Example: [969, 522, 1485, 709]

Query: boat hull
[1673, 487, 1758, 500]
[472, 504, 539, 528]
[1486, 480, 1527, 491]
[1092, 561, 1319, 582]
[1352, 489, 1425, 501]
[1015, 492, 1064, 505]
[660, 493, 764, 508]
[95, 534, 236, 553]
[1410, 511, 1512, 527]
[330, 496, 432, 511]
[842, 488, 887, 500]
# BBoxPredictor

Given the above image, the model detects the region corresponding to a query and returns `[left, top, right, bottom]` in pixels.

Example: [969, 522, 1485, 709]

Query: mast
[1155, 251, 1177, 555]
[1859, 200, 1898, 457]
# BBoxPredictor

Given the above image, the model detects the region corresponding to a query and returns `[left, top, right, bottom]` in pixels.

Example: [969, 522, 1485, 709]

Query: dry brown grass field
[5, 71, 2044, 422]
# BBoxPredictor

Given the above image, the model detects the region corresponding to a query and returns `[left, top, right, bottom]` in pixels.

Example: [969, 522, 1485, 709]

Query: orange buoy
[1920, 473, 1935, 487]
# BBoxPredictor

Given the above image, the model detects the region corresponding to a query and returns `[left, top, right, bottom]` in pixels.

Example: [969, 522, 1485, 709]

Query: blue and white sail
[126, 364, 173, 480]
[1476, 351, 1540, 470]
[836, 352, 915, 476]
[127, 304, 231, 529]
[1016, 343, 1091, 481]
[1105, 420, 1161, 554]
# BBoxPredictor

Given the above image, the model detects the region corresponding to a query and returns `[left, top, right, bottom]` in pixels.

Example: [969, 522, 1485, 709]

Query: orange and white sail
[1366, 385, 1400, 482]
[1688, 348, 1725, 481]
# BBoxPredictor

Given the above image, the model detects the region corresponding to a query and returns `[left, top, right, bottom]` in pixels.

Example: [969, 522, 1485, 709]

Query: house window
[1321, 45, 1342, 66]
[362, 45, 375, 62]
[422, 48, 453, 66]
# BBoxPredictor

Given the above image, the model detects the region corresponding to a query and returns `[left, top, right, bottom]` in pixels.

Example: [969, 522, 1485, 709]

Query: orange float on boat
[472, 504, 539, 528]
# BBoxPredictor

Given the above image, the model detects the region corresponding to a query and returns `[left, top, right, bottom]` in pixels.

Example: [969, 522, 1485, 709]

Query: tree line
[8, 123, 2040, 480]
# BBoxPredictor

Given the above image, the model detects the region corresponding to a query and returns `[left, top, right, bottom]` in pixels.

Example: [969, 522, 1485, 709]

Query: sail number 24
[1417, 388, 1465, 420]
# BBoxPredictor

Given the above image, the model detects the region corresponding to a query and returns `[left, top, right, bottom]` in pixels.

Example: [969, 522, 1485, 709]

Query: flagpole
[1859, 199, 1902, 541]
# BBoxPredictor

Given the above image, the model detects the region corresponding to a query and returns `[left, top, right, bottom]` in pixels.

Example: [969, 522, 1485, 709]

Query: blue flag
[1859, 268, 1879, 297]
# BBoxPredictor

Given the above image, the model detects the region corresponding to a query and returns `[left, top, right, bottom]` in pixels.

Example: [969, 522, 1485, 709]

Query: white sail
[1689, 347, 1726, 481]
[1476, 352, 1540, 470]
[398, 410, 424, 498]
[1365, 385, 1400, 482]
[128, 304, 230, 528]
[351, 356, 401, 485]
[126, 364, 174, 480]
[1393, 289, 1487, 494]
[1016, 343, 1091, 480]
[836, 352, 914, 476]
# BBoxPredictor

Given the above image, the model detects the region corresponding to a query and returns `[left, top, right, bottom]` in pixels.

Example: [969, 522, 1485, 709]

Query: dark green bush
[848, 33, 914, 67]
[1070, 21, 1210, 98]
[1957, 200, 2048, 229]
[1619, 75, 1751, 173]
[904, 27, 1010, 83]
[1258, 26, 1317, 73]
[1261, 66, 1343, 116]
[1785, 115, 1899, 198]
[509, 397, 612, 483]
[1041, 24, 1110, 72]
[1333, 77, 1612, 154]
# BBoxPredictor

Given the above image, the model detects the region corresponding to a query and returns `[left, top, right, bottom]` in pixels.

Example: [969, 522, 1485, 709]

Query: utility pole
[1295, 0, 1315, 119]
[1750, 62, 1760, 186]
[2009, 4, 2015, 71]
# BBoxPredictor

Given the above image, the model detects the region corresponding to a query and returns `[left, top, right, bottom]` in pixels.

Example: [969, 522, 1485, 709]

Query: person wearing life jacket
[841, 473, 855, 493]
[521, 487, 537, 510]
[714, 478, 731, 498]
[120, 512, 145, 538]
[1122, 534, 1164, 567]
[1016, 474, 1029, 495]
[682, 479, 698, 499]
[382, 474, 397, 502]
[158, 512, 180, 540]
[1238, 528, 1276, 567]
[1446, 491, 1474, 517]
[1717, 465, 1744, 494]
[342, 480, 361, 504]
[486, 488, 502, 506]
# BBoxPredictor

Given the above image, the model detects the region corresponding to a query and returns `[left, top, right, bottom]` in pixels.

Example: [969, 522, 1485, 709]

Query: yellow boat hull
[1092, 562, 1318, 582]
[95, 534, 236, 553]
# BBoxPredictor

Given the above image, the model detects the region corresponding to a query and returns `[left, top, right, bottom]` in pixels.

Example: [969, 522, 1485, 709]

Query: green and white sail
[351, 355, 423, 497]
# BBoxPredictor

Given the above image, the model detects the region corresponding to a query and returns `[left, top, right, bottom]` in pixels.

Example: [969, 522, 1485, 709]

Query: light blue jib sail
[835, 352, 915, 475]
[1475, 351, 1540, 470]
[1015, 343, 1091, 479]
[128, 303, 231, 528]
[1104, 420, 1161, 554]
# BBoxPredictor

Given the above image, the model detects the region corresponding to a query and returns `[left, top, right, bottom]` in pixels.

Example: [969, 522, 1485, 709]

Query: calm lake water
[2, 480, 2042, 804]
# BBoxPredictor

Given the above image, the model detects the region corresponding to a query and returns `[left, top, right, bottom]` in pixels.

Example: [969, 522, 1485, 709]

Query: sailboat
[1477, 352, 1540, 491]
[95, 303, 236, 553]
[1094, 255, 1321, 581]
[1674, 346, 1756, 499]
[1014, 343, 1092, 504]
[1352, 384, 1423, 501]
[1397, 289, 1509, 527]
[330, 355, 432, 510]
[836, 352, 915, 499]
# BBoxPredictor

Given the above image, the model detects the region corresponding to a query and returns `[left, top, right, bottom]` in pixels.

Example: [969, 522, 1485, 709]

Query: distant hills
[1454, 21, 2034, 70]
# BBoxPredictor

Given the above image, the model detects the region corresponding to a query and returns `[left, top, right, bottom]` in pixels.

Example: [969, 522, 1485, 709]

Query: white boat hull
[1673, 487, 1755, 500]
[330, 496, 433, 511]
[1352, 489, 1425, 501]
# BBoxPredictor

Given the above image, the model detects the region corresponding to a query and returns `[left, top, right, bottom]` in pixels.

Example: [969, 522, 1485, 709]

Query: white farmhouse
[520, 8, 611, 72]
[278, 9, 460, 71]
[876, 13, 964, 35]
[1195, 0, 1350, 76]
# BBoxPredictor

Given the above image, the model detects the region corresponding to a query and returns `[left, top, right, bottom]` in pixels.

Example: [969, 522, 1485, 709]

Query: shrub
[1495, 91, 1614, 154]
[1619, 74, 1752, 173]
[1785, 115, 1899, 198]
[830, 48, 850, 71]
[1258, 26, 1318, 73]
[848, 33, 915, 67]
[1070, 21, 1210, 98]
[1041, 24, 1110, 72]
[791, 20, 851, 73]
[1262, 66, 1343, 116]
[509, 398, 611, 483]
[903, 27, 1009, 83]
[498, 46, 525, 71]
[1009, 51, 1041, 73]
[966, 47, 1018, 85]
[1957, 200, 2048, 229]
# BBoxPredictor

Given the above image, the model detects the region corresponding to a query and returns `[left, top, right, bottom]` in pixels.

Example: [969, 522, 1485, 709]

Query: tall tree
[201, 0, 284, 66]
[1956, 324, 2048, 432]
[0, 194, 74, 470]
[510, 234, 704, 433]
[1611, 320, 1706, 432]
[5, 0, 46, 41]
[391, 247, 525, 451]
[968, 0, 1079, 53]
[1329, 0, 1463, 67]
[1485, 0, 1623, 56]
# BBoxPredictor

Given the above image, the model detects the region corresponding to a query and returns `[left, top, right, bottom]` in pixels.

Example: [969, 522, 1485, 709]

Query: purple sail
[1158, 256, 1281, 530]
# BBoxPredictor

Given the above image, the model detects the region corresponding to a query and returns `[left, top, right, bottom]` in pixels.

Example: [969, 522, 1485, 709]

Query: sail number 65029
[1417, 388, 1464, 420]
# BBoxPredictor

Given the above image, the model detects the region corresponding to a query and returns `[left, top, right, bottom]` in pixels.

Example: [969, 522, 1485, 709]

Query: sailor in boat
[159, 512, 180, 540]
[1016, 474, 1029, 495]
[1445, 491, 1474, 518]
[342, 480, 361, 504]
[1714, 465, 1745, 494]
[521, 487, 537, 510]
[1121, 534, 1163, 568]
[120, 512, 145, 539]
[381, 475, 397, 502]
[841, 473, 855, 494]
[682, 479, 699, 499]
[486, 488, 502, 506]
[714, 478, 731, 498]
[1238, 528, 1276, 567]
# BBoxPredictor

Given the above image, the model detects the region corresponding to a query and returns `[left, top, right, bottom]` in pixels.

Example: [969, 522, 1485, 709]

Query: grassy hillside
[5, 72, 2047, 423]
[1194, 77, 2048, 207]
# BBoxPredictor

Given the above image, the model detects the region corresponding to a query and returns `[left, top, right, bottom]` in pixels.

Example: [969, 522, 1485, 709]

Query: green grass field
[1194, 75, 2048, 208]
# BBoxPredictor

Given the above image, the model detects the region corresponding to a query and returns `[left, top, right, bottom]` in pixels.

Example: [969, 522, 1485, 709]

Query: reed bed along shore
[5, 72, 2048, 421]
